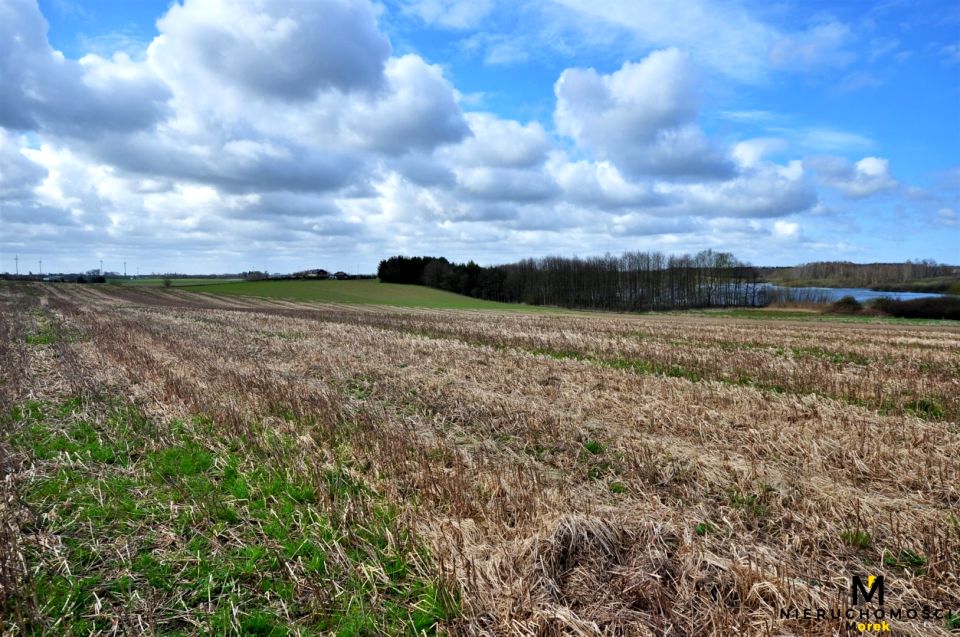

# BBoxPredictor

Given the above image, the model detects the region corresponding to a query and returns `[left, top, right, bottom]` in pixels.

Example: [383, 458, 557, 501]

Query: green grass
[695, 522, 718, 536]
[188, 279, 557, 311]
[946, 612, 960, 631]
[791, 346, 871, 366]
[5, 398, 457, 635]
[25, 309, 80, 346]
[109, 277, 242, 287]
[582, 440, 606, 455]
[726, 487, 771, 518]
[840, 529, 872, 549]
[882, 548, 926, 575]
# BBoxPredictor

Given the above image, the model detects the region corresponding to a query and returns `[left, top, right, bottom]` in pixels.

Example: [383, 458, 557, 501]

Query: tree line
[771, 260, 958, 288]
[378, 251, 765, 311]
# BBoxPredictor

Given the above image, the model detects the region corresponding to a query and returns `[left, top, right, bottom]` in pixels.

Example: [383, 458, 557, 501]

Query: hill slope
[188, 278, 548, 310]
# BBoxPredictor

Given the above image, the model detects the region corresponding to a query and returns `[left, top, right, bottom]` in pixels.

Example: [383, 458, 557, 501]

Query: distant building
[292, 268, 329, 279]
[333, 271, 349, 280]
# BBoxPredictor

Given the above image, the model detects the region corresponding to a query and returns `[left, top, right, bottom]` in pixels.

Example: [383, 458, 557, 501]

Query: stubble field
[1, 282, 958, 636]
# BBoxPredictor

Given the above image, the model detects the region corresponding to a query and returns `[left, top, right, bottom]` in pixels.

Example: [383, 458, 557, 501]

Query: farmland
[1, 282, 958, 635]
[176, 278, 553, 311]
[109, 278, 243, 287]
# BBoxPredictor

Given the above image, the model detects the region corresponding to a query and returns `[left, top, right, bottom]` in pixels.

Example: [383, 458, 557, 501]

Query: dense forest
[378, 251, 764, 311]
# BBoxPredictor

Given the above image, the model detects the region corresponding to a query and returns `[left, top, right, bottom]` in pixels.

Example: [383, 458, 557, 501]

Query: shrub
[826, 295, 863, 314]
[871, 296, 960, 320]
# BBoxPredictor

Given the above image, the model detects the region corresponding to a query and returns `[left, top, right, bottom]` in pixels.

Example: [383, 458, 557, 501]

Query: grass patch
[882, 548, 926, 574]
[190, 278, 557, 311]
[791, 346, 871, 366]
[904, 398, 944, 420]
[695, 522, 718, 536]
[582, 440, 605, 455]
[727, 489, 769, 518]
[6, 398, 458, 635]
[840, 529, 872, 549]
[24, 310, 82, 346]
[946, 612, 960, 631]
[25, 312, 59, 346]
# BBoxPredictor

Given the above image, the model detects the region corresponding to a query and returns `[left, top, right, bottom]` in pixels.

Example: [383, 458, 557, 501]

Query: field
[108, 278, 243, 287]
[1, 282, 958, 635]
[176, 279, 552, 310]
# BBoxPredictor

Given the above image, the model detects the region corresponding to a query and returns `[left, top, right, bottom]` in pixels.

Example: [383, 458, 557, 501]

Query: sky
[1, 0, 958, 275]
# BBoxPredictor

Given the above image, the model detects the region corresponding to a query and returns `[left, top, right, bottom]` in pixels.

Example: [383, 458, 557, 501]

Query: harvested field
[1, 282, 958, 635]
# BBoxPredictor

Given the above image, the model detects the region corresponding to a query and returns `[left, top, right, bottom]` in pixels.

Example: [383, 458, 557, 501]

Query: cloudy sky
[1, 0, 958, 275]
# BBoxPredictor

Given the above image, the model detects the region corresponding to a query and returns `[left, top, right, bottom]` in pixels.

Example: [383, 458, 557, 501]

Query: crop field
[109, 278, 244, 287]
[1, 282, 958, 635]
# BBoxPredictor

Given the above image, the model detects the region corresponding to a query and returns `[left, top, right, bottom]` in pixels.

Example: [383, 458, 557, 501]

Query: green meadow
[184, 279, 556, 311]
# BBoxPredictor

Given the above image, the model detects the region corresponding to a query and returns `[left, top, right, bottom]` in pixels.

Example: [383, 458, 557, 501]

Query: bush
[826, 295, 863, 314]
[871, 296, 960, 320]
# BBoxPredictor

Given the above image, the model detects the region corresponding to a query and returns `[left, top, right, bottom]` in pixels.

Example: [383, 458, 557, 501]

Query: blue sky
[1, 0, 958, 274]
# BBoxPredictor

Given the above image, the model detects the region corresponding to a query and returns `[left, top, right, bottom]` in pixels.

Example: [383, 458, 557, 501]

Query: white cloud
[2, 0, 939, 272]
[807, 156, 898, 199]
[402, 0, 495, 29]
[773, 219, 800, 239]
[554, 49, 733, 179]
[549, 0, 777, 83]
[0, 130, 46, 201]
[732, 138, 789, 168]
[769, 20, 855, 72]
[0, 1, 170, 136]
[551, 160, 663, 209]
[456, 166, 558, 202]
[152, 0, 391, 98]
[342, 55, 469, 154]
[659, 160, 817, 218]
[939, 43, 960, 65]
[444, 113, 550, 168]
[937, 208, 958, 226]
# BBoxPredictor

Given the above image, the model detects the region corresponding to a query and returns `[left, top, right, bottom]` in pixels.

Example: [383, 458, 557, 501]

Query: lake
[765, 285, 949, 303]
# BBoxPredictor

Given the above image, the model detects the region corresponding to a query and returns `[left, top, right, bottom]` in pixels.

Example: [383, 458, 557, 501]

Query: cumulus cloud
[0, 130, 46, 201]
[85, 131, 366, 195]
[551, 160, 663, 209]
[0, 0, 171, 136]
[1, 0, 925, 272]
[342, 55, 469, 154]
[659, 161, 817, 218]
[609, 214, 696, 236]
[554, 50, 734, 179]
[732, 138, 789, 169]
[444, 113, 550, 168]
[31, 2, 466, 194]
[152, 0, 391, 99]
[456, 166, 558, 202]
[807, 155, 898, 198]
[772, 219, 800, 239]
